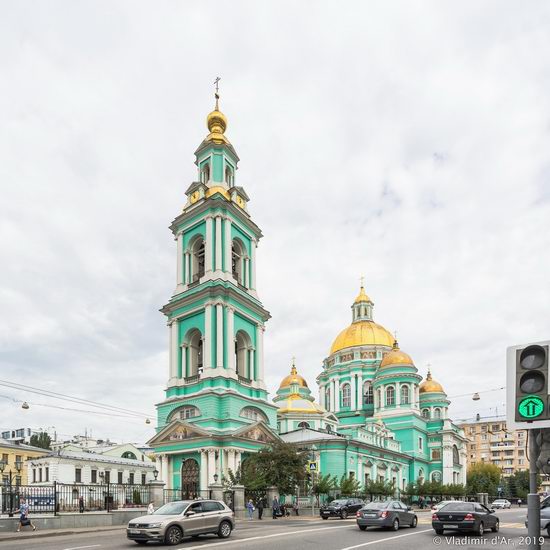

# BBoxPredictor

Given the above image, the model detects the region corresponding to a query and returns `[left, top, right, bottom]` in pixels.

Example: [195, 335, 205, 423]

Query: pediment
[148, 420, 211, 447]
[232, 421, 280, 443]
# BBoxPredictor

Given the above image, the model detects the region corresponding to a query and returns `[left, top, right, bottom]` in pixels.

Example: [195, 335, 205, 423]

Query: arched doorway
[181, 459, 200, 499]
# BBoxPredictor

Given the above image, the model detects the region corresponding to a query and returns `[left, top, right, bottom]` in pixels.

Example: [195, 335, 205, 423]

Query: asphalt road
[0, 508, 544, 550]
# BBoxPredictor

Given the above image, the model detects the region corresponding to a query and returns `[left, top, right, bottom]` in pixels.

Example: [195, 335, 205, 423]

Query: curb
[0, 525, 125, 542]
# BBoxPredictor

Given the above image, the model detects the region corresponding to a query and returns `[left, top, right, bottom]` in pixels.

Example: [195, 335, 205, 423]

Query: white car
[492, 499, 512, 509]
[431, 501, 454, 512]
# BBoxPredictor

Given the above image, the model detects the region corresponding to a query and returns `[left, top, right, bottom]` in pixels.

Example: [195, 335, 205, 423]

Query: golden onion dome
[206, 95, 228, 144]
[279, 363, 308, 390]
[354, 285, 372, 304]
[419, 369, 445, 394]
[277, 394, 323, 415]
[330, 320, 394, 355]
[380, 341, 414, 368]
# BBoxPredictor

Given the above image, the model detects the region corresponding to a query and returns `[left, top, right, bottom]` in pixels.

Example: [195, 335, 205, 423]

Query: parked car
[320, 498, 364, 519]
[431, 501, 454, 512]
[127, 499, 234, 545]
[525, 498, 550, 536]
[492, 499, 511, 509]
[432, 501, 499, 536]
[356, 500, 418, 531]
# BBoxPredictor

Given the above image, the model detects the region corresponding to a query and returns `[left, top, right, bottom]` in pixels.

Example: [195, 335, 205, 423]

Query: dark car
[525, 497, 550, 536]
[432, 502, 499, 537]
[320, 498, 364, 519]
[356, 500, 418, 531]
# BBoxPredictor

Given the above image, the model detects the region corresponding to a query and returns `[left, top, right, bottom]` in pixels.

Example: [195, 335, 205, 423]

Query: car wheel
[341, 510, 348, 520]
[477, 522, 484, 537]
[218, 520, 232, 539]
[135, 543, 147, 546]
[165, 526, 183, 546]
[410, 516, 418, 528]
[359, 525, 367, 531]
[392, 518, 399, 531]
[322, 516, 328, 520]
[435, 529, 444, 535]
[491, 520, 499, 533]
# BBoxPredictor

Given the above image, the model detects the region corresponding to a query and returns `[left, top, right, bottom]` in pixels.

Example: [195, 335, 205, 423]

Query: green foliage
[505, 470, 537, 499]
[30, 432, 52, 450]
[466, 463, 502, 495]
[403, 481, 464, 497]
[364, 479, 394, 496]
[313, 474, 338, 495]
[239, 441, 308, 494]
[132, 489, 142, 505]
[339, 475, 361, 496]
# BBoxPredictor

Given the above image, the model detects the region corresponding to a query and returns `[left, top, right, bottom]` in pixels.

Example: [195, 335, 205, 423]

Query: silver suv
[127, 499, 235, 545]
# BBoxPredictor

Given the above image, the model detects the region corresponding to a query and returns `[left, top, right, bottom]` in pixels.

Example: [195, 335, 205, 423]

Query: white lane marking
[63, 545, 102, 550]
[339, 528, 432, 550]
[178, 524, 353, 549]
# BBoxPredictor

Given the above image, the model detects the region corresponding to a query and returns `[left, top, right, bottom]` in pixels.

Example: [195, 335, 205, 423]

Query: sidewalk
[0, 524, 126, 543]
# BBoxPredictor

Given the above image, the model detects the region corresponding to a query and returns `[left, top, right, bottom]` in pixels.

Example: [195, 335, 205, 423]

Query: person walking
[257, 497, 264, 520]
[246, 499, 255, 520]
[272, 497, 279, 519]
[147, 502, 155, 515]
[78, 496, 84, 513]
[518, 498, 522, 508]
[293, 500, 299, 516]
[15, 498, 36, 532]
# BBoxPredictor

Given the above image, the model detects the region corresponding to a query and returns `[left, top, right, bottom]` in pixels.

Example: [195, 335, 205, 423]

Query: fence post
[107, 482, 110, 513]
[54, 481, 57, 516]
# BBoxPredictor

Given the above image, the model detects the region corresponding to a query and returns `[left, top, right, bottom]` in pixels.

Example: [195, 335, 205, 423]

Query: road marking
[179, 524, 354, 549]
[63, 546, 101, 550]
[339, 528, 432, 550]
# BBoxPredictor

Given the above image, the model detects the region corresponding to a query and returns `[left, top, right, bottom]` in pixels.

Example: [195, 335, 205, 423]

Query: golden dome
[277, 394, 323, 415]
[419, 369, 445, 394]
[206, 95, 228, 144]
[354, 285, 372, 304]
[205, 186, 230, 200]
[380, 341, 414, 368]
[330, 320, 394, 355]
[279, 363, 308, 389]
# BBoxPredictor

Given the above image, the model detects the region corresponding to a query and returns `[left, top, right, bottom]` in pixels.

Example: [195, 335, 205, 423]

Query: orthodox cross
[213, 76, 221, 108]
[360, 275, 365, 288]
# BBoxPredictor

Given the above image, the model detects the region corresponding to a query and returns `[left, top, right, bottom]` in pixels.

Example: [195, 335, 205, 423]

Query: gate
[222, 490, 235, 511]
[181, 458, 200, 499]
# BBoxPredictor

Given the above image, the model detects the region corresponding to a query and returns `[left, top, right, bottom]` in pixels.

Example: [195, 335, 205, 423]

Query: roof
[279, 428, 344, 443]
[457, 415, 507, 426]
[33, 449, 155, 468]
[0, 440, 50, 453]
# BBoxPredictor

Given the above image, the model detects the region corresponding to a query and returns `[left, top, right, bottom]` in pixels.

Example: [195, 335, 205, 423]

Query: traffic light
[536, 430, 550, 475]
[507, 340, 550, 429]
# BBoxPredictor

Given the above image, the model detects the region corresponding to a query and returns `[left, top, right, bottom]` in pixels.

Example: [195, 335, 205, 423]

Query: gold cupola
[419, 369, 445, 394]
[380, 340, 414, 368]
[205, 93, 229, 145]
[279, 360, 308, 390]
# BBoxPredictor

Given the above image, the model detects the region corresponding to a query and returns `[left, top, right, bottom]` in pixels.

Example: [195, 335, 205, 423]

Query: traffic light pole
[528, 428, 541, 550]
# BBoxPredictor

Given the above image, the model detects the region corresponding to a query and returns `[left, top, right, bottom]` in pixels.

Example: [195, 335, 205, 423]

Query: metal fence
[0, 483, 150, 516]
[163, 488, 211, 504]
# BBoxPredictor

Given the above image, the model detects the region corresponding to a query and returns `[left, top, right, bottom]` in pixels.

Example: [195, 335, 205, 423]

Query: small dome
[354, 285, 372, 304]
[277, 395, 324, 415]
[380, 341, 414, 368]
[205, 94, 229, 144]
[419, 369, 445, 394]
[279, 363, 308, 390]
[330, 320, 394, 354]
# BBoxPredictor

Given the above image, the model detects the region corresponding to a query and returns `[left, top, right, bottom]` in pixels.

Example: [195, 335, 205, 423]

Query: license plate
[443, 524, 457, 529]
[129, 529, 141, 534]
[366, 514, 377, 517]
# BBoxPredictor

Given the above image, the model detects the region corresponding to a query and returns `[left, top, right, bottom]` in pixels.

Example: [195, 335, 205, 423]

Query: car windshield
[363, 502, 389, 510]
[440, 503, 474, 512]
[153, 501, 192, 515]
[330, 500, 347, 506]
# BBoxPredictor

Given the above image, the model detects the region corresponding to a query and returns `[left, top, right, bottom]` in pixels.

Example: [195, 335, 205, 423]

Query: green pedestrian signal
[517, 395, 545, 419]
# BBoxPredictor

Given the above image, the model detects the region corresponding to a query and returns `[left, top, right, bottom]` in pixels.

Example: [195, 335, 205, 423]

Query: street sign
[308, 461, 318, 471]
[507, 340, 550, 429]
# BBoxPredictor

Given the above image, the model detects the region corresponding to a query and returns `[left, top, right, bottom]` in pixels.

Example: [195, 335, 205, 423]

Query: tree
[365, 479, 394, 496]
[506, 470, 537, 499]
[30, 432, 52, 450]
[339, 475, 361, 496]
[313, 474, 338, 496]
[240, 441, 308, 494]
[466, 463, 502, 495]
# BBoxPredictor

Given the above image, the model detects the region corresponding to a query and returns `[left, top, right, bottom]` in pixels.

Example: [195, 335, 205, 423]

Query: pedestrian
[293, 500, 299, 516]
[147, 502, 155, 515]
[78, 496, 84, 514]
[246, 499, 255, 520]
[15, 498, 36, 533]
[257, 497, 264, 520]
[272, 497, 279, 519]
[518, 498, 522, 508]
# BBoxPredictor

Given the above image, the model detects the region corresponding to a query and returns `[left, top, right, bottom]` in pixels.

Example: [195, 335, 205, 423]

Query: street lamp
[153, 469, 159, 481]
[213, 473, 219, 483]
[0, 458, 22, 517]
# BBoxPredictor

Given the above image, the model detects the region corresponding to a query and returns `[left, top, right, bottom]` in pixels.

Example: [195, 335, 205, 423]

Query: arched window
[200, 163, 210, 183]
[240, 406, 267, 423]
[363, 382, 373, 405]
[187, 329, 203, 376]
[298, 421, 310, 429]
[170, 405, 200, 421]
[121, 451, 137, 460]
[418, 469, 425, 484]
[453, 445, 460, 465]
[232, 240, 245, 284]
[422, 408, 430, 419]
[235, 330, 252, 378]
[385, 386, 395, 406]
[341, 384, 351, 408]
[225, 166, 234, 186]
[434, 408, 441, 419]
[190, 237, 205, 283]
[400, 385, 410, 405]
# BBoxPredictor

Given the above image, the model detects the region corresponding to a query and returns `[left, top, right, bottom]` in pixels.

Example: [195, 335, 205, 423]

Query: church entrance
[181, 458, 200, 499]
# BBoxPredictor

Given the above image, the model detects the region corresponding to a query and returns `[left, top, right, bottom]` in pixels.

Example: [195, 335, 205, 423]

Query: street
[0, 509, 544, 550]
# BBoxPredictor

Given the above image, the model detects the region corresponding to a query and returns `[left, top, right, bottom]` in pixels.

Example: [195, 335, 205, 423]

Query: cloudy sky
[1, 1, 550, 445]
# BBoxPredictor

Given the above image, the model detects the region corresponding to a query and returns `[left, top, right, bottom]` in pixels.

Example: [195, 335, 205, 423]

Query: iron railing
[163, 488, 211, 503]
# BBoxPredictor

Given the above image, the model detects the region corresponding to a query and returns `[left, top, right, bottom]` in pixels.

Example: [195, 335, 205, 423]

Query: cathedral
[148, 94, 467, 496]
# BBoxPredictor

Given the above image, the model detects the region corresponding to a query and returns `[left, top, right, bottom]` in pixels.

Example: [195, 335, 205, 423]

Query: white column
[256, 325, 264, 383]
[181, 344, 187, 378]
[215, 216, 222, 271]
[204, 304, 212, 369]
[249, 348, 255, 380]
[330, 380, 335, 411]
[224, 218, 232, 274]
[235, 451, 242, 472]
[351, 374, 357, 410]
[166, 455, 172, 489]
[207, 449, 216, 485]
[184, 252, 190, 284]
[200, 450, 208, 491]
[170, 321, 179, 379]
[176, 233, 183, 285]
[250, 240, 257, 289]
[357, 374, 363, 408]
[396, 382, 401, 407]
[216, 304, 224, 368]
[335, 379, 340, 412]
[227, 307, 235, 372]
[205, 216, 213, 273]
[319, 384, 325, 408]
[244, 257, 250, 288]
